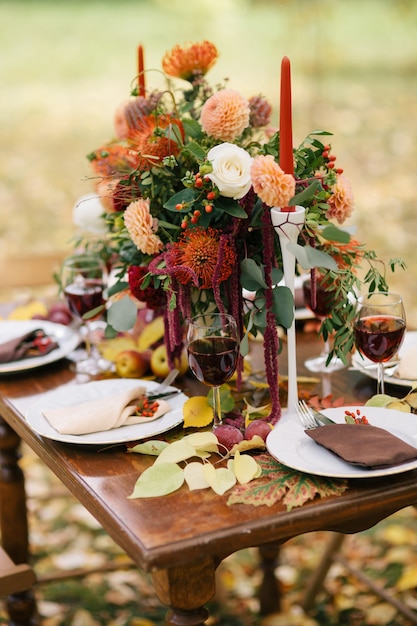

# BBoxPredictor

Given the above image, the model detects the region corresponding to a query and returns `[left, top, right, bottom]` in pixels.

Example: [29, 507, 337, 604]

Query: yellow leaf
[202, 464, 236, 496]
[128, 462, 184, 498]
[183, 396, 213, 428]
[8, 301, 48, 320]
[230, 435, 266, 455]
[228, 450, 260, 484]
[397, 565, 417, 591]
[184, 462, 210, 491]
[183, 432, 219, 454]
[154, 439, 196, 465]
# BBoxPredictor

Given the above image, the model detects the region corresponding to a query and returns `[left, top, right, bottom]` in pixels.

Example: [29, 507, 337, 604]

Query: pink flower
[200, 89, 250, 142]
[124, 199, 163, 255]
[326, 175, 354, 224]
[250, 155, 295, 208]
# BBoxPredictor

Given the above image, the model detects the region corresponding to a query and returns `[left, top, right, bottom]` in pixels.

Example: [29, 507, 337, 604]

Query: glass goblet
[187, 313, 239, 429]
[303, 278, 346, 373]
[354, 292, 406, 394]
[60, 253, 107, 375]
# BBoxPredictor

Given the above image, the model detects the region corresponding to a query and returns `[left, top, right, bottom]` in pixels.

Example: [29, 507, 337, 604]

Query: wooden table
[0, 331, 415, 625]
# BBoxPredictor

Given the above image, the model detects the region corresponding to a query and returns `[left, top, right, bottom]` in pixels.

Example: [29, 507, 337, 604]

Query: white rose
[207, 143, 253, 200]
[73, 193, 107, 235]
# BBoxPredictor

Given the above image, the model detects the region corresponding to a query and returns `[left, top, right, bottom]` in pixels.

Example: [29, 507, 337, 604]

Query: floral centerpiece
[77, 41, 403, 423]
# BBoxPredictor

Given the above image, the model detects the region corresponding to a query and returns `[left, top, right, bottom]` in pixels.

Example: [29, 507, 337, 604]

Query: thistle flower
[248, 95, 272, 128]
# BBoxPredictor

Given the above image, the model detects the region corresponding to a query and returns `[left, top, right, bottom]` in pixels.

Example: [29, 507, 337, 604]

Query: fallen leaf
[130, 440, 169, 456]
[128, 462, 184, 498]
[227, 450, 260, 484]
[203, 464, 236, 495]
[183, 396, 213, 428]
[184, 462, 210, 491]
[154, 439, 196, 465]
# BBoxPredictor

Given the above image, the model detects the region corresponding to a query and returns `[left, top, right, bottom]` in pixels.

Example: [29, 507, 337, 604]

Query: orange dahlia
[250, 155, 295, 207]
[162, 40, 218, 81]
[124, 198, 163, 256]
[200, 89, 250, 142]
[326, 175, 354, 225]
[167, 228, 236, 289]
[128, 114, 185, 169]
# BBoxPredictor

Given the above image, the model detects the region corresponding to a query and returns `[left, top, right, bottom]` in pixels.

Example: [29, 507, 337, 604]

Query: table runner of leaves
[3, 446, 417, 625]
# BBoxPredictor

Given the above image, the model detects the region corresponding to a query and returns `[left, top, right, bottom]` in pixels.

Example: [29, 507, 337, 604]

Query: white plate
[266, 406, 417, 479]
[351, 331, 417, 388]
[0, 320, 79, 374]
[25, 378, 186, 444]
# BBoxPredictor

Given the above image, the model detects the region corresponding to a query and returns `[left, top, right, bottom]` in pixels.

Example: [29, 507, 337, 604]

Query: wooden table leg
[258, 543, 282, 615]
[0, 416, 37, 625]
[152, 556, 215, 625]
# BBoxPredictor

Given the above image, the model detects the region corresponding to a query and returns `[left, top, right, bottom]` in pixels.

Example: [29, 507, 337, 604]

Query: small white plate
[25, 378, 186, 445]
[351, 331, 417, 388]
[267, 406, 417, 479]
[0, 320, 79, 374]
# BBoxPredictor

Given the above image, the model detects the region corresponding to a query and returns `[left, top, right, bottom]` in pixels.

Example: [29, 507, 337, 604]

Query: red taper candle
[138, 45, 145, 97]
[279, 56, 295, 211]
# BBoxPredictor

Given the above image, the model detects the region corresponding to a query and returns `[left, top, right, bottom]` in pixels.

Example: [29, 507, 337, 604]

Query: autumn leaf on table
[182, 396, 213, 428]
[227, 454, 347, 510]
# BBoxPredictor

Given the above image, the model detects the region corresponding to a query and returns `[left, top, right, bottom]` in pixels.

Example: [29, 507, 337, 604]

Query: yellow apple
[115, 350, 151, 378]
[150, 344, 189, 378]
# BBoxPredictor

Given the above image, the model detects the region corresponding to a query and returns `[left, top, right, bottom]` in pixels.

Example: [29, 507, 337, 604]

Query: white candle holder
[270, 206, 306, 418]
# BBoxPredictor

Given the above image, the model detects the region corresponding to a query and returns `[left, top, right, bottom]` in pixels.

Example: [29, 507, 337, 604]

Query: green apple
[150, 344, 189, 378]
[115, 350, 150, 378]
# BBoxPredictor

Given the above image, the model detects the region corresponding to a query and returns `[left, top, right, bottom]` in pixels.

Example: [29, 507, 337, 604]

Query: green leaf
[106, 296, 138, 332]
[289, 179, 320, 206]
[240, 258, 267, 291]
[128, 463, 184, 498]
[272, 285, 294, 329]
[216, 196, 248, 218]
[182, 118, 203, 140]
[184, 140, 206, 160]
[154, 439, 197, 465]
[287, 242, 339, 271]
[130, 440, 169, 456]
[321, 224, 351, 244]
[164, 188, 198, 211]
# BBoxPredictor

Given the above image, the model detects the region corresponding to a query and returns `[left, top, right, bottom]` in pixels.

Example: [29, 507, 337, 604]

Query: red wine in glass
[302, 278, 345, 373]
[354, 292, 406, 394]
[188, 336, 239, 387]
[64, 279, 104, 321]
[187, 313, 239, 428]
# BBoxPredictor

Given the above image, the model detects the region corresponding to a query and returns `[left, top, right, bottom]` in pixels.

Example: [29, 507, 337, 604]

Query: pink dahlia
[250, 155, 295, 208]
[200, 89, 250, 142]
[326, 175, 354, 224]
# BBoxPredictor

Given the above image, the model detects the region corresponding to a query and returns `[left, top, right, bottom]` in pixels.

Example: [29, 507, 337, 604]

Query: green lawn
[1, 0, 416, 324]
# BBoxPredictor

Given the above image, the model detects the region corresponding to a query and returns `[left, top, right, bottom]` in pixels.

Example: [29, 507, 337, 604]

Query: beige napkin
[43, 385, 170, 435]
[306, 423, 417, 469]
[395, 347, 417, 380]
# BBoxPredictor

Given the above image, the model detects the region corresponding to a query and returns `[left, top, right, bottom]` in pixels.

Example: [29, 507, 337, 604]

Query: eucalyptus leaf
[321, 224, 351, 244]
[289, 180, 320, 206]
[287, 242, 338, 271]
[240, 259, 267, 291]
[272, 285, 294, 329]
[106, 296, 138, 332]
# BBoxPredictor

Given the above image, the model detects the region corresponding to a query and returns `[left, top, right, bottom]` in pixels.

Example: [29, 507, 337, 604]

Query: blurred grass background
[1, 0, 416, 326]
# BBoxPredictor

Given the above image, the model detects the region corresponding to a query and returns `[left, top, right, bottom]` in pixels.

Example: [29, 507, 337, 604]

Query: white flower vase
[270, 206, 306, 417]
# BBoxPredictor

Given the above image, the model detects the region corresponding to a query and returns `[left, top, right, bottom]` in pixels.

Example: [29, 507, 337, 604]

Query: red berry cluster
[344, 408, 369, 425]
[176, 172, 217, 229]
[322, 144, 343, 175]
[135, 396, 160, 418]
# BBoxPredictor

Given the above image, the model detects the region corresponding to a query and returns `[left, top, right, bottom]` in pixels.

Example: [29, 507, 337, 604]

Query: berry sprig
[344, 408, 369, 425]
[135, 396, 160, 418]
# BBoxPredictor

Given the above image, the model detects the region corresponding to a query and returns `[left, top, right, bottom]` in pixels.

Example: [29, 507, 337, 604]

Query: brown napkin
[0, 329, 59, 363]
[306, 423, 417, 469]
[42, 385, 170, 435]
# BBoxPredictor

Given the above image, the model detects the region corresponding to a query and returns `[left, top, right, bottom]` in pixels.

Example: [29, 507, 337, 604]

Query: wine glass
[60, 253, 107, 375]
[354, 292, 406, 395]
[187, 313, 239, 429]
[302, 278, 346, 373]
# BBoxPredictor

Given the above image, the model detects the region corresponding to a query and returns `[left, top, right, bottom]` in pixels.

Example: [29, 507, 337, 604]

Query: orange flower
[326, 175, 354, 224]
[124, 199, 163, 256]
[89, 144, 139, 178]
[128, 115, 184, 169]
[167, 228, 236, 289]
[162, 40, 218, 81]
[200, 89, 250, 142]
[250, 155, 295, 208]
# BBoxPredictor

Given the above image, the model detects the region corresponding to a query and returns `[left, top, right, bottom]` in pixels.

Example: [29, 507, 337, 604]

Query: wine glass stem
[377, 363, 385, 395]
[213, 386, 222, 428]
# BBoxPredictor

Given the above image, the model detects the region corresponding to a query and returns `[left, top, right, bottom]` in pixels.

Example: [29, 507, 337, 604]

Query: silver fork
[295, 400, 321, 430]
